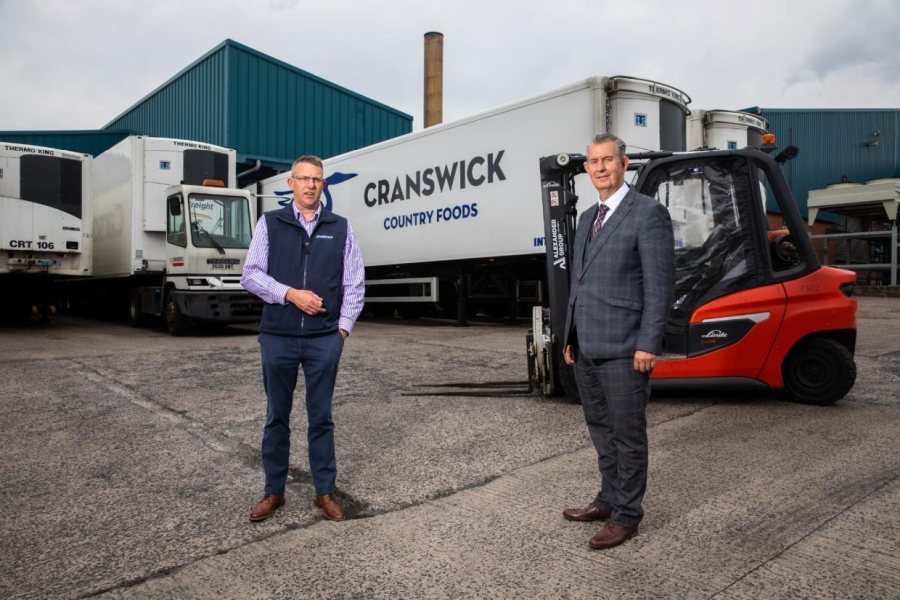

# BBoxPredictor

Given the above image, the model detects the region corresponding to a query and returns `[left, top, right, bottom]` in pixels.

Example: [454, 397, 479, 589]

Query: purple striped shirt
[240, 203, 365, 334]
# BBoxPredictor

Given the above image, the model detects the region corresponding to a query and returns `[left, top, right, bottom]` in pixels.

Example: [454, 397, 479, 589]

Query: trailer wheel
[783, 338, 856, 405]
[127, 288, 146, 327]
[164, 291, 189, 336]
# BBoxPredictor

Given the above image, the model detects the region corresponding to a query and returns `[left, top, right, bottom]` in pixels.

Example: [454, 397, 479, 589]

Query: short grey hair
[588, 133, 627, 163]
[291, 155, 324, 172]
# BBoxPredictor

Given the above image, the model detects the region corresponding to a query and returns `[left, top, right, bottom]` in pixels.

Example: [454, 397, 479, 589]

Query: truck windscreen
[188, 194, 252, 250]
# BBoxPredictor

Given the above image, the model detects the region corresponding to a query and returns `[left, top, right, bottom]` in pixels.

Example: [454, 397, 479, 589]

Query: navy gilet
[258, 205, 348, 337]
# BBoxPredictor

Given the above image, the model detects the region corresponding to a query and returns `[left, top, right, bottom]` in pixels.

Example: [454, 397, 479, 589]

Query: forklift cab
[634, 150, 816, 357]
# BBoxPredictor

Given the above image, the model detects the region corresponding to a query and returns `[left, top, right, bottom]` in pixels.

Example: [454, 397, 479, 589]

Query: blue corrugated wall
[749, 108, 899, 218]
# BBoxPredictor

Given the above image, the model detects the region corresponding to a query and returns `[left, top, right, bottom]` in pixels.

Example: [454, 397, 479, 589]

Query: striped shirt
[241, 203, 365, 334]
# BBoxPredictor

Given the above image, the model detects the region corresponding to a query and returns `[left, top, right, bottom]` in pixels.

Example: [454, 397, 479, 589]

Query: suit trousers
[574, 352, 650, 528]
[259, 331, 344, 496]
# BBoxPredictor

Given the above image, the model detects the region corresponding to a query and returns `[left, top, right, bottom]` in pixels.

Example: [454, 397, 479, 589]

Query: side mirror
[168, 196, 182, 216]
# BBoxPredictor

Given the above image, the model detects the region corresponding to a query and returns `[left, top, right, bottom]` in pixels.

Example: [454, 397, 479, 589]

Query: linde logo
[363, 150, 506, 207]
[701, 329, 728, 339]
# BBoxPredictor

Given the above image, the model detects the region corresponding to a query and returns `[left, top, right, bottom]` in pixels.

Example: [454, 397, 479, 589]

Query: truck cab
[128, 182, 259, 334]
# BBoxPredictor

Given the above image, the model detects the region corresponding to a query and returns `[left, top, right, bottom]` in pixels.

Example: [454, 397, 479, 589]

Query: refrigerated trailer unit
[87, 136, 260, 334]
[253, 76, 691, 319]
[686, 110, 769, 151]
[0, 142, 92, 316]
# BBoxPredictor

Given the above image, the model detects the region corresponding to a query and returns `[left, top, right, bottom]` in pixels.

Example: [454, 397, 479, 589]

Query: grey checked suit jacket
[563, 187, 675, 359]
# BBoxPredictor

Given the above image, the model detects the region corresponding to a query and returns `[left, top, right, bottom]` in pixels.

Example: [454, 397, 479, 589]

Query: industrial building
[745, 107, 899, 285]
[0, 39, 412, 185]
[745, 107, 899, 220]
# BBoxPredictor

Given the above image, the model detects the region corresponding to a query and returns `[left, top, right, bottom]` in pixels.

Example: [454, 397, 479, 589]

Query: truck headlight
[188, 278, 209, 286]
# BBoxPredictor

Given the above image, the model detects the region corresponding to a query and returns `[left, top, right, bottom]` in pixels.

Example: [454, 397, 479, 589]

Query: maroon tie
[590, 203, 610, 240]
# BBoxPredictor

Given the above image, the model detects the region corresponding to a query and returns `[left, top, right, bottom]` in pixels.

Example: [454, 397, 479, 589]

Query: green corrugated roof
[102, 39, 412, 169]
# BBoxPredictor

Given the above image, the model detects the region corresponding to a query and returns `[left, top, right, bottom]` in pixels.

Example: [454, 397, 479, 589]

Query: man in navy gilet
[241, 155, 365, 522]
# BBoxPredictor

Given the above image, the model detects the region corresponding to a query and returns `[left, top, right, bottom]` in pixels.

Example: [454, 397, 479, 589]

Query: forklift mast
[529, 151, 672, 396]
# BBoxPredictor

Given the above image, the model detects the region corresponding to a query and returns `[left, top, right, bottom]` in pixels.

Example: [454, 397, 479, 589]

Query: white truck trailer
[253, 76, 691, 320]
[86, 135, 260, 334]
[687, 109, 769, 151]
[0, 142, 92, 317]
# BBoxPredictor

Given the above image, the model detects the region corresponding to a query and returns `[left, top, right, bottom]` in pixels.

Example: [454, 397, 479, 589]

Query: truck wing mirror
[168, 196, 182, 216]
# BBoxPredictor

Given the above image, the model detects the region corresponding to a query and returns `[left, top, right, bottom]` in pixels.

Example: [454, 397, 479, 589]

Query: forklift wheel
[783, 338, 856, 405]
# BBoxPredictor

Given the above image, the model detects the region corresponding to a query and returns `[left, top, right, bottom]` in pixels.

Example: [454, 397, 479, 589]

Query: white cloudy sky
[1, 0, 898, 131]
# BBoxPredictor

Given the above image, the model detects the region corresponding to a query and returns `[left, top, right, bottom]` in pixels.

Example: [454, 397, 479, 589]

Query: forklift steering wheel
[772, 233, 801, 268]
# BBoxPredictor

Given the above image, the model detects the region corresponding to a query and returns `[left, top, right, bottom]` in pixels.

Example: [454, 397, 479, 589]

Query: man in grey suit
[562, 133, 675, 549]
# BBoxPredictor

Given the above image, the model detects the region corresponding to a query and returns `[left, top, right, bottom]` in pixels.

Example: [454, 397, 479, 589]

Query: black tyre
[164, 291, 190, 336]
[783, 338, 856, 405]
[127, 288, 146, 327]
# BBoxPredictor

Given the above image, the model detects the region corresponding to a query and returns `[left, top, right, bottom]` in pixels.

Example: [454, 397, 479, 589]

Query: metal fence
[810, 226, 899, 286]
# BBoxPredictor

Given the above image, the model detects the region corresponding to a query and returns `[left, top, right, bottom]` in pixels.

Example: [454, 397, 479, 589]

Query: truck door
[634, 150, 813, 357]
[166, 193, 188, 273]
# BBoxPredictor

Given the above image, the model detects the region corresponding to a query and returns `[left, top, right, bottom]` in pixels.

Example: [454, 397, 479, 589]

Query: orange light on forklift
[202, 179, 225, 187]
[761, 133, 777, 146]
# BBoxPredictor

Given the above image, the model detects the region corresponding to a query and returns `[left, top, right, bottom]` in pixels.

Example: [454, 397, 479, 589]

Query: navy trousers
[574, 353, 650, 529]
[259, 331, 344, 496]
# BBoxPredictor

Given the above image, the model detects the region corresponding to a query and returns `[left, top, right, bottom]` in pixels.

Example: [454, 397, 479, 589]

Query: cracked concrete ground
[0, 296, 898, 599]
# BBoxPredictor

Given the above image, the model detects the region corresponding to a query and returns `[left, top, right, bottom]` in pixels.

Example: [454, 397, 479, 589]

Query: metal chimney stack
[424, 32, 443, 128]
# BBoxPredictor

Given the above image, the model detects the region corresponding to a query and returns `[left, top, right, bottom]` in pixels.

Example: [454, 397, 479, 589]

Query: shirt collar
[293, 202, 322, 224]
[598, 182, 629, 214]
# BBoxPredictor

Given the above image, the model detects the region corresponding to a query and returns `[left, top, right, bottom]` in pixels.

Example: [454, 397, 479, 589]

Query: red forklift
[527, 146, 857, 405]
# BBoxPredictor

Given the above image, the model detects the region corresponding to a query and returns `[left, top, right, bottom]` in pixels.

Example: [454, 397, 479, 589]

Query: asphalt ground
[0, 297, 898, 599]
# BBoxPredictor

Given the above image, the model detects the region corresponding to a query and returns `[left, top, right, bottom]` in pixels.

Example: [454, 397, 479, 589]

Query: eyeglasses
[291, 175, 325, 185]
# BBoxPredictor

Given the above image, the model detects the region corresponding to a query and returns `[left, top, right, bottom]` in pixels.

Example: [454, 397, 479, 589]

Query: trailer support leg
[454, 268, 469, 327]
[505, 269, 518, 325]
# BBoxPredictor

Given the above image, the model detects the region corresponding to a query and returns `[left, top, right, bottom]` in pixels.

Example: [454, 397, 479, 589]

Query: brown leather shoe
[249, 494, 285, 522]
[588, 522, 638, 549]
[563, 504, 611, 522]
[314, 494, 345, 521]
